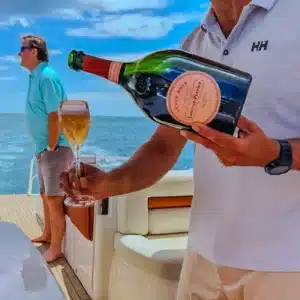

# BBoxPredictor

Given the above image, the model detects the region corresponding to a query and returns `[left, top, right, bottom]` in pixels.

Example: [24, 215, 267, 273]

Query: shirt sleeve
[40, 76, 65, 113]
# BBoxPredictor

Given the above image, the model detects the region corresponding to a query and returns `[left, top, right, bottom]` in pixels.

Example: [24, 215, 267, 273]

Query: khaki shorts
[36, 146, 74, 196]
[176, 251, 300, 300]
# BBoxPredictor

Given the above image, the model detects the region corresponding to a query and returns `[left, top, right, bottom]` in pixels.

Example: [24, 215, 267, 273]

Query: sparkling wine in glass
[59, 100, 95, 207]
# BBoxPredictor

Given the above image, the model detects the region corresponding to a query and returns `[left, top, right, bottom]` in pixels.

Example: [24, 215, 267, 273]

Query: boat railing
[27, 157, 38, 196]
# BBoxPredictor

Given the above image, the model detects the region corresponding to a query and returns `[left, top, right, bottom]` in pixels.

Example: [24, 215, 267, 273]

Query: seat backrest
[117, 169, 194, 235]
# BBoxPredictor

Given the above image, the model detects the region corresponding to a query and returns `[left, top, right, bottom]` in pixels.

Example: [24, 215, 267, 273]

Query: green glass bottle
[68, 49, 252, 134]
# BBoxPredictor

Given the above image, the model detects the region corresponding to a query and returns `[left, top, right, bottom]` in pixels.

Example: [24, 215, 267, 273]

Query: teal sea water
[0, 114, 194, 195]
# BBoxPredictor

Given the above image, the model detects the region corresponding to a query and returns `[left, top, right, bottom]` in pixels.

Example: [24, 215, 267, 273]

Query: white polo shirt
[181, 0, 300, 271]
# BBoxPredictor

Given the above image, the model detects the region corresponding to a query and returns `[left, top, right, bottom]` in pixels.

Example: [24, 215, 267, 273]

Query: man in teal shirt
[20, 34, 74, 263]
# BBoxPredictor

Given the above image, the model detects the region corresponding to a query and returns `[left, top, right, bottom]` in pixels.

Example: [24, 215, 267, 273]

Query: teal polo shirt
[25, 62, 69, 155]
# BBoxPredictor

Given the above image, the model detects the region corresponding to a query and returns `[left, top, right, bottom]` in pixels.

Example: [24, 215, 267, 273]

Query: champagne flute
[59, 100, 95, 207]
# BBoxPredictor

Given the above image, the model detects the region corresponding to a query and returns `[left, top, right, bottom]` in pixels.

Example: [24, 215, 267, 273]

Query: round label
[166, 71, 221, 125]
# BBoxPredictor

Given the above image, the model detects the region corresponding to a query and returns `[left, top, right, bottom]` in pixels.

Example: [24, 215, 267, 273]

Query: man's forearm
[288, 139, 300, 170]
[102, 133, 186, 197]
[48, 112, 60, 149]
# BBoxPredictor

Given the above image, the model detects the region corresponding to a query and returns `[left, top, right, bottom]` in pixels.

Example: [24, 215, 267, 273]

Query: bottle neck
[82, 54, 123, 84]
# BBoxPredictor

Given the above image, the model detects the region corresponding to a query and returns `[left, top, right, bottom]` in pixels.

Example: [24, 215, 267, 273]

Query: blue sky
[0, 0, 209, 116]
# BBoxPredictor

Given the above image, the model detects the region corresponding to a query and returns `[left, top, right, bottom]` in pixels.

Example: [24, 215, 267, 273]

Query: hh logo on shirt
[251, 40, 269, 52]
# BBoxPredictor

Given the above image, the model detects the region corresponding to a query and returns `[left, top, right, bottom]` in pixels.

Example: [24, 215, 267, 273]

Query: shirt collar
[250, 0, 278, 10]
[201, 0, 278, 31]
[30, 62, 48, 78]
[200, 8, 218, 32]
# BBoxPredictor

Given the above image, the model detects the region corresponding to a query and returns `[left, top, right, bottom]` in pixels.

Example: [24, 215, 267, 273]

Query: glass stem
[75, 145, 81, 177]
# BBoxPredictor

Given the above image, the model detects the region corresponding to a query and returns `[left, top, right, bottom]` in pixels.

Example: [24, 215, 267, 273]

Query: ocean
[0, 114, 194, 195]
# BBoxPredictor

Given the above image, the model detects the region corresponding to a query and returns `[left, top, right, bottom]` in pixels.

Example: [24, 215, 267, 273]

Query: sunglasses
[20, 46, 34, 53]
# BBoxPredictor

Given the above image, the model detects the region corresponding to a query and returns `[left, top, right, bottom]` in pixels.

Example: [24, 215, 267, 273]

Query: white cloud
[0, 1, 205, 39]
[0, 56, 20, 63]
[66, 12, 203, 39]
[49, 49, 62, 56]
[0, 76, 17, 81]
[53, 8, 84, 20]
[0, 0, 171, 17]
[0, 17, 31, 28]
[78, 0, 170, 12]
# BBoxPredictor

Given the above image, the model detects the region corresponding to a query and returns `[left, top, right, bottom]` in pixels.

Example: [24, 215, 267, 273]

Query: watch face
[269, 165, 290, 175]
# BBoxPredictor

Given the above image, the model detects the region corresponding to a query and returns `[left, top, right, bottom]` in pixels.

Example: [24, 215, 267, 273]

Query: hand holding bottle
[180, 115, 280, 167]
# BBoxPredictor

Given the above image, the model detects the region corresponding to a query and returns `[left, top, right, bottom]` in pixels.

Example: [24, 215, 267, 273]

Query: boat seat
[116, 170, 193, 236]
[108, 169, 193, 300]
[114, 233, 188, 281]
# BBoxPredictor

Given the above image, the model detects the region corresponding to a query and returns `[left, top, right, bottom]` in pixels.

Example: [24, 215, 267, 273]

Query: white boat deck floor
[0, 194, 91, 300]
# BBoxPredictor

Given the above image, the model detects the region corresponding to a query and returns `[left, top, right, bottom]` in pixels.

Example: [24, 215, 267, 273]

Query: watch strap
[264, 140, 292, 175]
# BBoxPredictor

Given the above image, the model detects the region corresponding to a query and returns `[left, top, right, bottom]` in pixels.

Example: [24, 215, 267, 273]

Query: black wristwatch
[264, 140, 293, 175]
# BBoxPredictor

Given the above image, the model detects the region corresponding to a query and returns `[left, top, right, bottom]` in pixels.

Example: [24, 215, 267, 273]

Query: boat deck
[0, 194, 91, 300]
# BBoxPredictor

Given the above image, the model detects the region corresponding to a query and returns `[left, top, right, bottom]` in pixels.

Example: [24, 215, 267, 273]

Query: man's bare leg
[32, 192, 51, 243]
[43, 195, 65, 263]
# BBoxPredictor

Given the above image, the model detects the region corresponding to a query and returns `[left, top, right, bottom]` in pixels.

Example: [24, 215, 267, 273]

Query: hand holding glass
[59, 100, 95, 207]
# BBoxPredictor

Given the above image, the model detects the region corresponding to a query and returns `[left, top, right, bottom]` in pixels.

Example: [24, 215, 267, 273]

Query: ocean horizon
[0, 113, 194, 195]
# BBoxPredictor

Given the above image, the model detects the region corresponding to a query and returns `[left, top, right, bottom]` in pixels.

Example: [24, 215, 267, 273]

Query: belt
[40, 145, 59, 154]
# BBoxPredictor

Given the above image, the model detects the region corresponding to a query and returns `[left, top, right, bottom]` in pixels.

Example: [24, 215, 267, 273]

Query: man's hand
[60, 163, 108, 200]
[47, 146, 56, 151]
[180, 115, 280, 167]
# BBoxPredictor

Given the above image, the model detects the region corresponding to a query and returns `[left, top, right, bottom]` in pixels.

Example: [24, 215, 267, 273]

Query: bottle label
[108, 62, 123, 83]
[166, 71, 221, 125]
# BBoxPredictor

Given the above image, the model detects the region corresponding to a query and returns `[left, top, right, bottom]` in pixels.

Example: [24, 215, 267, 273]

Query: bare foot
[31, 235, 51, 243]
[43, 248, 63, 263]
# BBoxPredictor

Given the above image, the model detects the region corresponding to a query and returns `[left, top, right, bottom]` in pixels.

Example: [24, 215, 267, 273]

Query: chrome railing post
[27, 157, 36, 195]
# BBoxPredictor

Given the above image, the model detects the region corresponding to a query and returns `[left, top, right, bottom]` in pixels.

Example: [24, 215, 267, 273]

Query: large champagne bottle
[68, 49, 252, 134]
